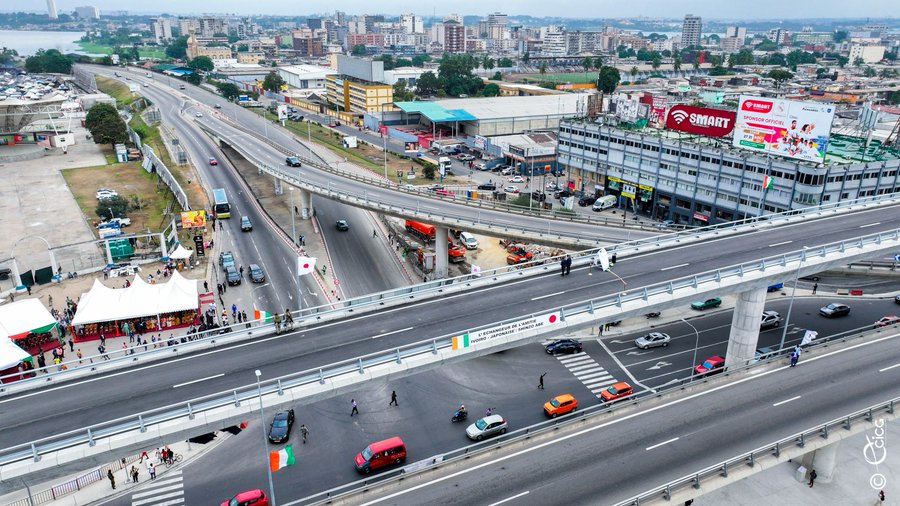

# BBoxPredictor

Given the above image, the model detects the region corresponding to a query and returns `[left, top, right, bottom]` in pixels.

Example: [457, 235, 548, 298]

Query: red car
[220, 489, 268, 506]
[209, 157, 218, 166]
[874, 316, 900, 328]
[599, 382, 633, 403]
[694, 356, 726, 377]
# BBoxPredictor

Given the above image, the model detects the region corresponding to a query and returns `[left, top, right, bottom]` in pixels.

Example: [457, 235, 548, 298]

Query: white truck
[98, 217, 131, 228]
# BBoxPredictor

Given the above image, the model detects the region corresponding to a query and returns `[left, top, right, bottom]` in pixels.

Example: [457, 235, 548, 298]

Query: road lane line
[859, 222, 881, 228]
[769, 240, 793, 247]
[879, 363, 900, 372]
[645, 437, 679, 451]
[773, 395, 802, 407]
[531, 291, 564, 301]
[371, 327, 414, 339]
[660, 263, 689, 271]
[489, 491, 530, 505]
[172, 373, 224, 389]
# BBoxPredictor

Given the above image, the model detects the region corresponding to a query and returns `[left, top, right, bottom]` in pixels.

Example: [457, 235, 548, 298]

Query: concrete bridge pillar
[273, 177, 283, 196]
[725, 286, 768, 368]
[795, 440, 841, 484]
[299, 188, 312, 220]
[434, 225, 449, 279]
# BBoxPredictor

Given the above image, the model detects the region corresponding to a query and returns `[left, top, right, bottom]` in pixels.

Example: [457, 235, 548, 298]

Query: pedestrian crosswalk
[132, 470, 184, 506]
[551, 350, 617, 396]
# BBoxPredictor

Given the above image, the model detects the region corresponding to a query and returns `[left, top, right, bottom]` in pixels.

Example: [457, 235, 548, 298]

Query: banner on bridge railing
[452, 312, 562, 350]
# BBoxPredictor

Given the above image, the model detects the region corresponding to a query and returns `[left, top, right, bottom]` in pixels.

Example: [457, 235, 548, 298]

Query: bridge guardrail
[2, 227, 899, 470]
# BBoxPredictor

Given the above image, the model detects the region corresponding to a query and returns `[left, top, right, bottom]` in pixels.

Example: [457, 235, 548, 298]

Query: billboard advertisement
[650, 95, 667, 128]
[665, 104, 736, 137]
[732, 96, 836, 163]
[180, 210, 207, 229]
[613, 94, 641, 123]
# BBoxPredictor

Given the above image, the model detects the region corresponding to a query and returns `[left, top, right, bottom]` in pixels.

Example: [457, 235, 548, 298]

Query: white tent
[71, 270, 198, 326]
[0, 336, 30, 370]
[168, 244, 194, 260]
[0, 298, 58, 339]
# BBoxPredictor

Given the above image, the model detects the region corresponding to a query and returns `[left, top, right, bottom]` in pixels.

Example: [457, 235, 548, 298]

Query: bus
[213, 188, 230, 218]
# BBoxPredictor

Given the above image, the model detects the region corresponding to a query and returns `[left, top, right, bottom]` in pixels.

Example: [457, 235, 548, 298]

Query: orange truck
[405, 219, 436, 242]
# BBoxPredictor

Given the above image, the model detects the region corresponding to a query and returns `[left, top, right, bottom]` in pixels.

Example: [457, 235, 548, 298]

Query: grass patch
[76, 41, 167, 59]
[514, 72, 597, 85]
[96, 76, 138, 107]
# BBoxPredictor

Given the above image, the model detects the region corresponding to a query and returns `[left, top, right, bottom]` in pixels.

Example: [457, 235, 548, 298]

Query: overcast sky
[17, 0, 898, 19]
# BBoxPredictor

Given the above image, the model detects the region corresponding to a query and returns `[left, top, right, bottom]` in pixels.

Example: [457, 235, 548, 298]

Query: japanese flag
[597, 248, 610, 271]
[471, 264, 482, 277]
[800, 330, 818, 347]
[297, 256, 317, 276]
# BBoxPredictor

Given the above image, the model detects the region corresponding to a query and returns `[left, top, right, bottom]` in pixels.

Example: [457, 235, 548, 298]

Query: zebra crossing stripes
[554, 351, 617, 395]
[131, 470, 184, 506]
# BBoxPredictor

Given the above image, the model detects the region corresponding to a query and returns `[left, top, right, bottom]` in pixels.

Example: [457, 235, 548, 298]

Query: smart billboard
[732, 96, 836, 163]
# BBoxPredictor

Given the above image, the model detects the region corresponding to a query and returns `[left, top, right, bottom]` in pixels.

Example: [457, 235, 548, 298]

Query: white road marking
[531, 291, 565, 301]
[172, 373, 224, 389]
[372, 327, 414, 339]
[879, 363, 900, 372]
[645, 437, 679, 451]
[769, 240, 793, 247]
[489, 491, 530, 506]
[772, 395, 802, 407]
[660, 263, 689, 271]
[859, 222, 881, 228]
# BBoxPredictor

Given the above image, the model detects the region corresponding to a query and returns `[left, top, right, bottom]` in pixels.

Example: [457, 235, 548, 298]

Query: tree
[85, 103, 127, 145]
[24, 49, 72, 73]
[393, 80, 414, 101]
[708, 65, 732, 76]
[692, 55, 700, 70]
[630, 66, 638, 77]
[651, 57, 661, 70]
[837, 56, 849, 68]
[539, 62, 548, 76]
[733, 48, 754, 66]
[351, 44, 366, 56]
[415, 71, 440, 96]
[833, 30, 848, 43]
[767, 69, 794, 90]
[237, 44, 249, 52]
[596, 66, 620, 94]
[185, 72, 202, 85]
[411, 54, 432, 67]
[816, 67, 830, 78]
[853, 56, 865, 67]
[421, 163, 436, 180]
[491, 71, 502, 81]
[582, 56, 593, 70]
[215, 81, 241, 100]
[188, 56, 214, 72]
[672, 58, 682, 71]
[395, 58, 413, 68]
[768, 53, 787, 67]
[482, 83, 500, 97]
[498, 57, 514, 68]
[755, 39, 779, 51]
[165, 36, 188, 59]
[438, 53, 484, 97]
[377, 54, 396, 70]
[522, 52, 530, 64]
[880, 68, 898, 78]
[262, 71, 285, 92]
[95, 195, 131, 221]
[863, 66, 877, 77]
[0, 48, 18, 64]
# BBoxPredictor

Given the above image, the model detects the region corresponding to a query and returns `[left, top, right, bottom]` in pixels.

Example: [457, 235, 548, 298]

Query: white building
[46, 0, 58, 19]
[152, 17, 173, 44]
[277, 65, 334, 91]
[721, 37, 743, 52]
[74, 6, 99, 19]
[725, 26, 747, 40]
[383, 67, 429, 87]
[542, 27, 567, 56]
[400, 13, 423, 34]
[849, 45, 886, 64]
[682, 14, 702, 47]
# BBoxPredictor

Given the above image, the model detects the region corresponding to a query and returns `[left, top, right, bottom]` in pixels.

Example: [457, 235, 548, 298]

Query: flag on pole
[762, 175, 774, 190]
[800, 330, 818, 347]
[597, 248, 610, 272]
[297, 256, 317, 276]
[254, 307, 273, 323]
[269, 444, 295, 472]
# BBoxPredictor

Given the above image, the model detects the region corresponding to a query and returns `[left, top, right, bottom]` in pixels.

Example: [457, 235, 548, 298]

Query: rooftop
[396, 94, 587, 123]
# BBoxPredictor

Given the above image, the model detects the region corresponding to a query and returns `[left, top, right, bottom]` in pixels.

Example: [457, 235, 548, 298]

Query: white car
[509, 175, 526, 183]
[466, 414, 508, 441]
[503, 185, 520, 194]
[474, 162, 487, 171]
[195, 112, 203, 117]
[500, 167, 515, 176]
[634, 332, 671, 349]
[458, 154, 475, 161]
[96, 189, 118, 200]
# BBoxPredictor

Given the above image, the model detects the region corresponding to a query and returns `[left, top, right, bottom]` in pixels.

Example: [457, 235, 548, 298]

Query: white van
[592, 195, 617, 212]
[460, 232, 478, 250]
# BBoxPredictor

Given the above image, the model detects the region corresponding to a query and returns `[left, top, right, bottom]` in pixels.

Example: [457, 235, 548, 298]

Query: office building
[307, 17, 323, 30]
[325, 55, 393, 115]
[444, 21, 465, 53]
[198, 16, 227, 38]
[74, 6, 99, 19]
[400, 13, 423, 34]
[849, 44, 886, 63]
[152, 17, 173, 44]
[46, 0, 58, 19]
[682, 14, 702, 48]
[293, 37, 324, 57]
[724, 26, 747, 40]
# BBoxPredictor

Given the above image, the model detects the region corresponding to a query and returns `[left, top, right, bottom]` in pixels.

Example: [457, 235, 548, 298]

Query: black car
[225, 266, 241, 286]
[286, 156, 302, 167]
[268, 409, 294, 444]
[578, 196, 597, 207]
[895, 294, 900, 305]
[477, 183, 497, 191]
[544, 339, 583, 355]
[819, 303, 850, 318]
[249, 264, 266, 283]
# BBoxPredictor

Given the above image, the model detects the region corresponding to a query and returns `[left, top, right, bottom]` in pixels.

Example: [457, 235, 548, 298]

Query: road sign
[895, 254, 900, 262]
[333, 277, 341, 286]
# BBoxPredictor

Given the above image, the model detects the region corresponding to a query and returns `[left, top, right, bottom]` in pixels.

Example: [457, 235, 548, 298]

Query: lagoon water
[0, 30, 88, 57]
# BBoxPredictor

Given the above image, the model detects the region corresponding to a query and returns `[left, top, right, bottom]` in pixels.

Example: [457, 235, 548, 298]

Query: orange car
[599, 382, 633, 403]
[544, 394, 578, 417]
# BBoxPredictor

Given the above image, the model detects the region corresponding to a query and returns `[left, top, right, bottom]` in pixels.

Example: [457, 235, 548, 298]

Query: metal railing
[3, 453, 140, 506]
[2, 226, 898, 469]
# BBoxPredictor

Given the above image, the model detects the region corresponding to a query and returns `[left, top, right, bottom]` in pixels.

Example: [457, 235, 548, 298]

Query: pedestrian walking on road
[131, 466, 139, 483]
[564, 255, 572, 276]
[538, 372, 546, 389]
[300, 424, 309, 443]
[239, 265, 244, 277]
[76, 349, 82, 364]
[789, 351, 798, 367]
[217, 283, 223, 295]
[808, 469, 817, 487]
[222, 281, 226, 293]
[373, 229, 377, 238]
[874, 489, 885, 505]
[351, 399, 359, 416]
[560, 256, 567, 276]
[231, 303, 237, 319]
[107, 469, 116, 489]
[68, 338, 74, 352]
[204, 280, 209, 292]
[389, 390, 398, 406]
[242, 310, 249, 328]
[148, 462, 156, 480]
[812, 282, 818, 295]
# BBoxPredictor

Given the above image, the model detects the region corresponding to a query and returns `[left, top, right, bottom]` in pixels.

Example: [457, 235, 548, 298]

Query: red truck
[405, 220, 436, 242]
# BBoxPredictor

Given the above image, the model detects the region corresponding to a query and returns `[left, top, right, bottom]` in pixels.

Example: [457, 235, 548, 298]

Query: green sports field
[522, 72, 597, 83]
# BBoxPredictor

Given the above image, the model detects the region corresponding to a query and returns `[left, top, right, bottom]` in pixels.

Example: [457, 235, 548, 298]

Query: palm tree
[539, 62, 548, 77]
[630, 66, 638, 77]
[582, 56, 593, 71]
[672, 58, 682, 72]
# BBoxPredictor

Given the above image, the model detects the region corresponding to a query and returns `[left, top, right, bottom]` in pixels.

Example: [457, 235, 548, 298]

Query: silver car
[634, 332, 671, 349]
[465, 414, 508, 441]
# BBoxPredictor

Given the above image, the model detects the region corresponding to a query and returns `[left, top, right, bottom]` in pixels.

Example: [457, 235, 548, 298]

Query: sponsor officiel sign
[665, 104, 736, 137]
[452, 312, 562, 350]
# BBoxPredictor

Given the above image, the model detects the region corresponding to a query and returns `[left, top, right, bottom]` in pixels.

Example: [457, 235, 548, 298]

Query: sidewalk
[0, 431, 234, 506]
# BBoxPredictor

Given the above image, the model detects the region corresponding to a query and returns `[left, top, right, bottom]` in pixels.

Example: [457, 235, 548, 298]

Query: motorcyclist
[457, 404, 466, 416]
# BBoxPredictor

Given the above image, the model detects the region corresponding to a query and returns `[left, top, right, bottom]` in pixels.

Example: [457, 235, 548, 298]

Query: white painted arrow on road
[646, 361, 673, 370]
[627, 350, 653, 356]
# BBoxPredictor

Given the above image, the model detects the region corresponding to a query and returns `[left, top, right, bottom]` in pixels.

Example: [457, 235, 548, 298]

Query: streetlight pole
[681, 318, 700, 383]
[306, 120, 312, 159]
[255, 370, 277, 506]
[383, 134, 388, 179]
[289, 188, 296, 246]
[779, 247, 809, 352]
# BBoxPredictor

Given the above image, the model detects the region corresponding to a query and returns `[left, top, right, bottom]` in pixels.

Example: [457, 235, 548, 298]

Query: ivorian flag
[762, 175, 774, 190]
[269, 444, 295, 471]
[254, 307, 272, 323]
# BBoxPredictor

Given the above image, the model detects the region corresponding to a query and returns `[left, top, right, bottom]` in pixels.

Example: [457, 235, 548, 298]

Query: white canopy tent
[0, 298, 58, 339]
[168, 244, 194, 260]
[0, 333, 30, 370]
[71, 270, 198, 326]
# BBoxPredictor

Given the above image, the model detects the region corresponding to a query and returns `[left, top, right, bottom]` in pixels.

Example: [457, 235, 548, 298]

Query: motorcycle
[451, 410, 468, 423]
[645, 312, 661, 318]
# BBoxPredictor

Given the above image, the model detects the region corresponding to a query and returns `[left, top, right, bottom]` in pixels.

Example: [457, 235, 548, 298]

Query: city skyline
[11, 0, 900, 19]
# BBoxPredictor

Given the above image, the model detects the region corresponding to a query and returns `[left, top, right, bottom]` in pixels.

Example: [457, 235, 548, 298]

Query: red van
[355, 436, 407, 474]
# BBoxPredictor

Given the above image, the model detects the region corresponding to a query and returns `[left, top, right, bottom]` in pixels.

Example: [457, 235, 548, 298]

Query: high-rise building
[307, 18, 323, 30]
[444, 13, 463, 24]
[725, 26, 747, 40]
[443, 20, 465, 53]
[681, 14, 702, 48]
[152, 17, 173, 44]
[46, 0, 58, 19]
[74, 6, 99, 19]
[400, 13, 423, 34]
[487, 12, 508, 27]
[198, 16, 227, 38]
